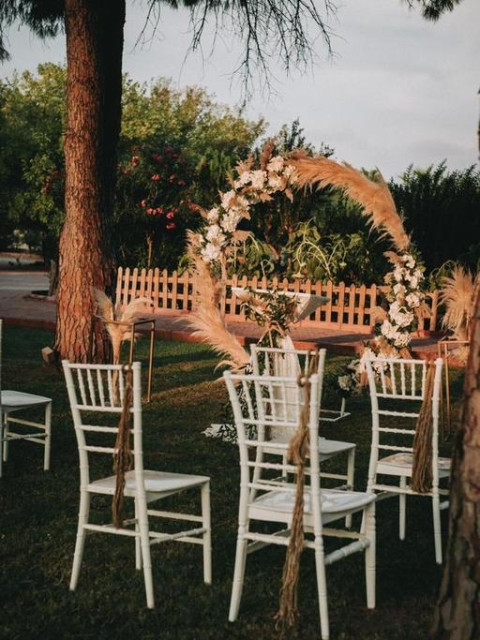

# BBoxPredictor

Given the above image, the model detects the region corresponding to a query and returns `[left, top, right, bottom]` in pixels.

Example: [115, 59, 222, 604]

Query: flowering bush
[115, 145, 199, 268]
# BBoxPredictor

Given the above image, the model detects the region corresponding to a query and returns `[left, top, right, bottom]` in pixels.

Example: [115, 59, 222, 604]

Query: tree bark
[432, 288, 480, 639]
[54, 0, 125, 361]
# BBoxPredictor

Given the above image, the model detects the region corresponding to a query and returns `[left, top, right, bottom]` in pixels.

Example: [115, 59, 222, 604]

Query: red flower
[151, 174, 161, 181]
[140, 199, 147, 208]
[131, 156, 139, 166]
[166, 222, 176, 230]
[146, 208, 154, 215]
[166, 211, 175, 219]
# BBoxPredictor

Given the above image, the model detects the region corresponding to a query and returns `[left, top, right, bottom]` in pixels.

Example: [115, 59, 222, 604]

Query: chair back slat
[63, 361, 143, 485]
[365, 356, 443, 464]
[224, 371, 321, 498]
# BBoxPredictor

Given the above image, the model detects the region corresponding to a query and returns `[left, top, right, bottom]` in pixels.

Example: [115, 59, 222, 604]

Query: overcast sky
[1, 0, 478, 181]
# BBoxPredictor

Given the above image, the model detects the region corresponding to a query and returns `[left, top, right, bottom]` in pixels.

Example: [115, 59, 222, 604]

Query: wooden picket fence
[115, 266, 440, 334]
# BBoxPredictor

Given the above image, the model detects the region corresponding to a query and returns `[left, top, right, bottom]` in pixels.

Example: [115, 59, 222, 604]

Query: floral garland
[338, 250, 426, 395]
[193, 153, 296, 268]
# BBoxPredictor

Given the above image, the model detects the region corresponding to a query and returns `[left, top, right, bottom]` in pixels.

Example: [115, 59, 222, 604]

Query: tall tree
[0, 0, 335, 361]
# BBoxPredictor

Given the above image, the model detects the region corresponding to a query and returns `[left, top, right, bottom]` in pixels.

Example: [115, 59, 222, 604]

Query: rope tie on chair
[411, 361, 435, 493]
[112, 366, 134, 528]
[275, 351, 318, 632]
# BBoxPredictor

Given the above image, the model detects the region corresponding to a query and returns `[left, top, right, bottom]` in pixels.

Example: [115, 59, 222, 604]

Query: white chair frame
[224, 370, 376, 640]
[63, 360, 212, 608]
[250, 344, 356, 493]
[0, 318, 52, 478]
[364, 356, 450, 564]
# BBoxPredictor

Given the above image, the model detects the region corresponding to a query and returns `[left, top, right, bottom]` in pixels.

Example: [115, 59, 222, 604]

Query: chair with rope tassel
[250, 344, 356, 493]
[224, 370, 376, 640]
[364, 356, 451, 564]
[63, 360, 211, 608]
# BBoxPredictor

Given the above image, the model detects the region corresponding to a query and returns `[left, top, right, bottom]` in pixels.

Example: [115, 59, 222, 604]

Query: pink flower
[146, 208, 154, 215]
[151, 174, 161, 181]
[140, 199, 147, 208]
[131, 156, 139, 166]
[166, 211, 175, 219]
[166, 222, 176, 230]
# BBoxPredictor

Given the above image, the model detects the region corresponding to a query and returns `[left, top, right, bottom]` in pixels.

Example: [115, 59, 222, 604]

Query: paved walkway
[0, 270, 442, 358]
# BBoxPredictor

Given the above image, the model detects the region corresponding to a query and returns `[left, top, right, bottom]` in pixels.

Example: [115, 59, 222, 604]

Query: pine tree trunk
[54, 0, 125, 361]
[432, 289, 480, 638]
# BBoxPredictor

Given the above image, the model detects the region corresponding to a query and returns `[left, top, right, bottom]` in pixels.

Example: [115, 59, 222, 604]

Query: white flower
[221, 190, 237, 210]
[380, 320, 399, 340]
[220, 210, 242, 233]
[393, 331, 411, 348]
[235, 171, 253, 187]
[250, 170, 266, 190]
[201, 243, 222, 263]
[266, 156, 284, 172]
[206, 224, 226, 245]
[406, 292, 421, 308]
[393, 283, 406, 297]
[267, 174, 285, 190]
[206, 208, 219, 223]
[403, 254, 415, 269]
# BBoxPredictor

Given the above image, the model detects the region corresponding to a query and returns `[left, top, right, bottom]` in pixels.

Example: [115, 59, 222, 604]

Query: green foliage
[390, 162, 480, 274]
[0, 64, 65, 258]
[110, 78, 264, 268]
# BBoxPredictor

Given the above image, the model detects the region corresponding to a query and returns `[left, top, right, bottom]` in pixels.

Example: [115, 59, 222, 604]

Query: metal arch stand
[89, 317, 156, 403]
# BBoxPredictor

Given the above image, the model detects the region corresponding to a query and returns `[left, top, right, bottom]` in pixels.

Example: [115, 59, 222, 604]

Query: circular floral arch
[187, 145, 427, 370]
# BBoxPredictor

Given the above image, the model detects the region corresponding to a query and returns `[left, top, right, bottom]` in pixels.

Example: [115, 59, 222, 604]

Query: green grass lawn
[0, 326, 463, 640]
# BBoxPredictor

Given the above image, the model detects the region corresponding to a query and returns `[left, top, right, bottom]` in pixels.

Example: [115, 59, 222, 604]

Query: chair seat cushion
[377, 452, 451, 476]
[253, 487, 375, 515]
[89, 470, 209, 495]
[1, 390, 52, 410]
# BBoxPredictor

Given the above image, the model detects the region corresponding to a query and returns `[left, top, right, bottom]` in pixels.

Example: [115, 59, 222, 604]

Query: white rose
[206, 225, 226, 245]
[250, 170, 266, 190]
[207, 208, 219, 223]
[266, 156, 284, 172]
[221, 190, 237, 210]
[201, 243, 221, 263]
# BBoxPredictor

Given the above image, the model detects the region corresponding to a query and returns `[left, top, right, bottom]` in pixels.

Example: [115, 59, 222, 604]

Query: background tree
[390, 163, 480, 273]
[0, 64, 65, 286]
[0, 0, 337, 362]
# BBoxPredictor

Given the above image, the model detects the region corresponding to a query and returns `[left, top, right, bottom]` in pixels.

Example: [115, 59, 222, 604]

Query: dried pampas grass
[185, 234, 250, 373]
[289, 152, 410, 252]
[93, 288, 154, 364]
[439, 265, 476, 341]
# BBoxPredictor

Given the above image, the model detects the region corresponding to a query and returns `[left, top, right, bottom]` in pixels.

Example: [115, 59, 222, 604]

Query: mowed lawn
[0, 325, 463, 640]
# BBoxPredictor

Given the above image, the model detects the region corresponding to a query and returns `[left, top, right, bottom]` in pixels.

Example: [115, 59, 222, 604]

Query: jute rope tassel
[411, 361, 435, 493]
[112, 367, 134, 528]
[275, 352, 319, 632]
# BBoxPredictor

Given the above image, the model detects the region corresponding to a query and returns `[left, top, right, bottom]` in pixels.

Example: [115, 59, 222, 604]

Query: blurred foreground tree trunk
[54, 0, 125, 361]
[432, 289, 480, 639]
